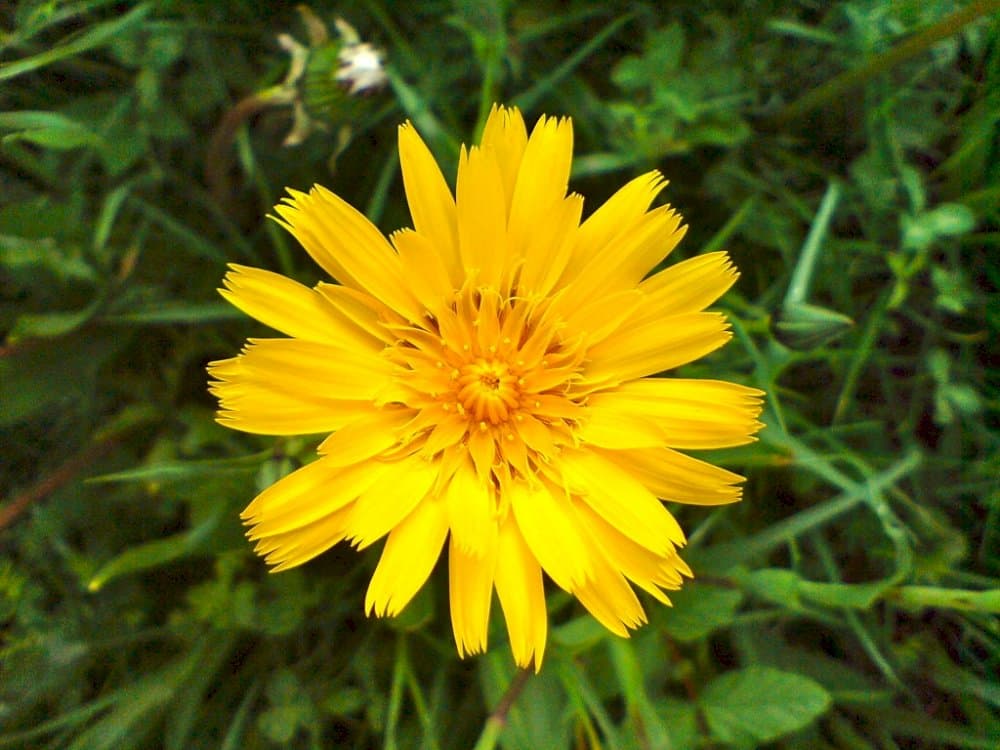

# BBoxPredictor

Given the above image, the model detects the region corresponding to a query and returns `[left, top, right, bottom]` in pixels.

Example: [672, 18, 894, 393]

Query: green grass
[1, 1, 998, 748]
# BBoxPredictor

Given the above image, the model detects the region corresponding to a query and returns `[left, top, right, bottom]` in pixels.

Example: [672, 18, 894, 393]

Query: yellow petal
[317, 408, 416, 466]
[576, 407, 665, 450]
[445, 456, 495, 556]
[345, 455, 438, 549]
[513, 414, 559, 461]
[556, 206, 684, 314]
[466, 425, 497, 485]
[494, 515, 547, 671]
[219, 264, 380, 349]
[637, 251, 740, 317]
[569, 170, 666, 268]
[456, 145, 508, 289]
[209, 372, 370, 435]
[607, 446, 745, 505]
[506, 114, 573, 261]
[208, 338, 395, 435]
[255, 503, 356, 572]
[422, 413, 471, 457]
[273, 186, 423, 321]
[561, 289, 643, 349]
[244, 458, 387, 538]
[479, 104, 528, 214]
[315, 283, 396, 346]
[582, 312, 732, 385]
[556, 449, 685, 555]
[398, 123, 461, 282]
[518, 194, 582, 297]
[448, 530, 497, 657]
[365, 497, 448, 617]
[509, 479, 592, 591]
[392, 229, 455, 316]
[573, 548, 647, 638]
[584, 378, 764, 450]
[422, 413, 469, 457]
[222, 338, 393, 393]
[574, 500, 687, 605]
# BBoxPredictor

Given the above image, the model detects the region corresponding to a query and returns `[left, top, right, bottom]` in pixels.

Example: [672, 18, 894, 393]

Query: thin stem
[0, 439, 114, 529]
[471, 667, 533, 750]
[783, 182, 841, 310]
[204, 87, 295, 210]
[888, 586, 1000, 613]
[768, 0, 1000, 126]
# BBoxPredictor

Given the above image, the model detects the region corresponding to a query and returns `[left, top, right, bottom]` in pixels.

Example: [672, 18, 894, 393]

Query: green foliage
[699, 667, 832, 748]
[1, 1, 998, 749]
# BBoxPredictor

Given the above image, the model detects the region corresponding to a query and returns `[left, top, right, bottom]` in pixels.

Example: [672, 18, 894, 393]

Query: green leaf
[655, 583, 743, 642]
[0, 3, 153, 82]
[259, 670, 315, 744]
[513, 12, 634, 112]
[0, 234, 97, 283]
[922, 203, 976, 236]
[552, 615, 609, 653]
[699, 667, 832, 747]
[322, 687, 365, 717]
[902, 203, 976, 251]
[2, 122, 102, 151]
[742, 568, 890, 611]
[164, 635, 235, 750]
[99, 302, 246, 325]
[657, 700, 699, 750]
[87, 455, 262, 484]
[796, 579, 889, 610]
[772, 302, 854, 350]
[619, 24, 686, 89]
[258, 705, 310, 744]
[608, 639, 672, 748]
[8, 295, 104, 341]
[86, 509, 224, 591]
[0, 110, 100, 147]
[65, 636, 215, 750]
[0, 330, 125, 425]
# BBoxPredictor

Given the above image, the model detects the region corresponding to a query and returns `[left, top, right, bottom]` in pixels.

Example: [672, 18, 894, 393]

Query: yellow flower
[209, 105, 763, 670]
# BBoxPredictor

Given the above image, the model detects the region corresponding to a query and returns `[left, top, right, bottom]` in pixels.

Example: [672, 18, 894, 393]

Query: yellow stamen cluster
[386, 287, 583, 489]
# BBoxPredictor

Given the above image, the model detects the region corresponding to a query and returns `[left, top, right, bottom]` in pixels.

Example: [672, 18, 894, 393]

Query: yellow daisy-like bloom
[209, 105, 763, 670]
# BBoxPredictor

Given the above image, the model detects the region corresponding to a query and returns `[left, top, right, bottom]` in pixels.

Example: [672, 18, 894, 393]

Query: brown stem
[491, 666, 533, 725]
[204, 90, 294, 210]
[471, 667, 533, 750]
[0, 438, 118, 531]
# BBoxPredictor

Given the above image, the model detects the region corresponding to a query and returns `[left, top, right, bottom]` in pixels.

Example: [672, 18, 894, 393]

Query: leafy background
[1, 1, 998, 748]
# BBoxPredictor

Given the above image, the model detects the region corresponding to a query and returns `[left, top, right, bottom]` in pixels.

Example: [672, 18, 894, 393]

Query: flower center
[457, 358, 520, 424]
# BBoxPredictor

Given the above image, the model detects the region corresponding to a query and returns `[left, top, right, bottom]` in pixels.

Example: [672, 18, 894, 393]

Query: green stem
[769, 0, 1000, 126]
[383, 635, 407, 750]
[471, 668, 533, 750]
[832, 290, 891, 423]
[783, 181, 841, 309]
[723, 444, 922, 564]
[889, 586, 1000, 613]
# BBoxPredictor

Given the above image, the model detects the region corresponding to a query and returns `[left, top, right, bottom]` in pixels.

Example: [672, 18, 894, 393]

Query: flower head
[209, 105, 763, 670]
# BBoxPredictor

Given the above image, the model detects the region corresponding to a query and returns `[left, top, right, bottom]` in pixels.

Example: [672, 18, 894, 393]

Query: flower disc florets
[386, 287, 584, 495]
